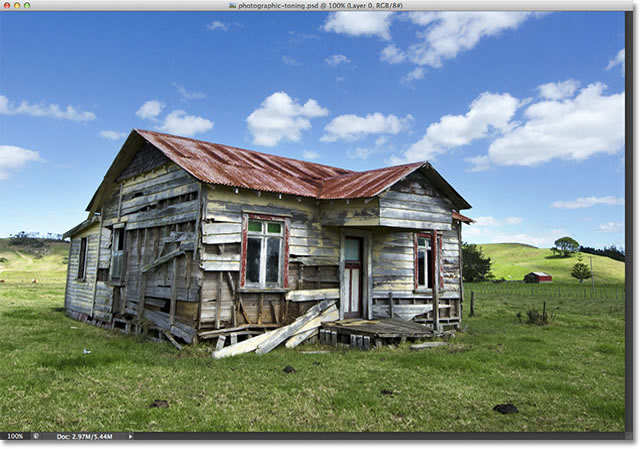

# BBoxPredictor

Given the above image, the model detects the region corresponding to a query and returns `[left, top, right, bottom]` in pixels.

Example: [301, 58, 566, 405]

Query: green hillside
[478, 243, 625, 286]
[0, 238, 69, 282]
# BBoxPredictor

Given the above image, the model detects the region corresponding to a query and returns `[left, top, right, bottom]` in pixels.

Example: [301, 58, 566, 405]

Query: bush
[517, 302, 553, 325]
[461, 243, 494, 282]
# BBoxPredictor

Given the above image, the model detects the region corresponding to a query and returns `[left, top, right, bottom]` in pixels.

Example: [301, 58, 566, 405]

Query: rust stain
[135, 129, 426, 200]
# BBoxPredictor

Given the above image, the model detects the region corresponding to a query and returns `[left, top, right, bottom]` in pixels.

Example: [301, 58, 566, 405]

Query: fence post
[469, 291, 475, 317]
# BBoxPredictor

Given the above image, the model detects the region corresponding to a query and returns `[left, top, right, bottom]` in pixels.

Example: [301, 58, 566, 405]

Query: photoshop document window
[0, 0, 631, 441]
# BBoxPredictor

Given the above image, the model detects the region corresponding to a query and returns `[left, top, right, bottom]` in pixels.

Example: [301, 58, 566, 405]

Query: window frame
[110, 225, 126, 282]
[240, 213, 289, 290]
[414, 230, 444, 292]
[77, 237, 88, 281]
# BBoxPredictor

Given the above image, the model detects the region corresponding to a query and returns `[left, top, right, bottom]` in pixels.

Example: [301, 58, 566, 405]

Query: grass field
[0, 238, 69, 283]
[0, 279, 625, 432]
[479, 243, 625, 287]
[0, 239, 626, 433]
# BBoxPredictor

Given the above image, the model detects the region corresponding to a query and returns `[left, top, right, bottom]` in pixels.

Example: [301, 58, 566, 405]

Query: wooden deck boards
[322, 318, 434, 339]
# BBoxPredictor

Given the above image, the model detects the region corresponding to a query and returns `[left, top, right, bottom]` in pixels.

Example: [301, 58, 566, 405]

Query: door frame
[339, 229, 372, 320]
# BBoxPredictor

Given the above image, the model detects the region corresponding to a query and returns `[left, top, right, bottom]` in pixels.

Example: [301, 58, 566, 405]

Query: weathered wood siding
[201, 186, 341, 328]
[320, 198, 379, 227]
[65, 223, 100, 317]
[379, 172, 454, 231]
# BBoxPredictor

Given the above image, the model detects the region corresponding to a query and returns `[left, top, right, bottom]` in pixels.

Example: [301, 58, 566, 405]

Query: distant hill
[0, 238, 69, 282]
[478, 243, 625, 286]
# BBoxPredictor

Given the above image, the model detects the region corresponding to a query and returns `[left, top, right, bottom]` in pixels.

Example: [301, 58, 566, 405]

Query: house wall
[65, 222, 100, 317]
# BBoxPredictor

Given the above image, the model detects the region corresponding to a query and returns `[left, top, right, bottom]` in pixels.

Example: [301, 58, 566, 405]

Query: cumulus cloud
[606, 48, 624, 75]
[478, 82, 624, 169]
[246, 91, 328, 147]
[321, 113, 413, 143]
[323, 12, 393, 40]
[474, 216, 500, 226]
[136, 100, 164, 120]
[0, 145, 44, 180]
[0, 95, 95, 122]
[347, 147, 374, 160]
[99, 130, 127, 140]
[380, 44, 407, 64]
[325, 54, 351, 66]
[537, 79, 579, 100]
[505, 216, 523, 225]
[397, 12, 535, 68]
[302, 149, 320, 160]
[173, 83, 205, 100]
[397, 92, 518, 163]
[158, 110, 213, 136]
[598, 221, 623, 232]
[551, 196, 624, 209]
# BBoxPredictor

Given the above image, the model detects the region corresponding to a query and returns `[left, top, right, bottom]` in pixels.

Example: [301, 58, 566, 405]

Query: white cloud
[474, 216, 500, 226]
[598, 221, 623, 232]
[398, 92, 518, 163]
[173, 83, 205, 100]
[380, 44, 407, 64]
[302, 149, 320, 160]
[321, 113, 413, 143]
[0, 95, 95, 122]
[402, 68, 425, 84]
[375, 136, 389, 146]
[136, 100, 164, 120]
[483, 83, 624, 168]
[505, 216, 523, 225]
[537, 79, 579, 100]
[551, 196, 624, 209]
[323, 12, 393, 40]
[0, 145, 44, 180]
[325, 54, 351, 66]
[99, 130, 127, 140]
[348, 147, 374, 160]
[246, 91, 328, 147]
[158, 110, 213, 136]
[606, 48, 624, 75]
[401, 12, 535, 68]
[207, 20, 228, 31]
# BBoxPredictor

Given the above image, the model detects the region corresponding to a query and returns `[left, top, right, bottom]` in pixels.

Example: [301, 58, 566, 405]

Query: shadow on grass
[38, 353, 121, 371]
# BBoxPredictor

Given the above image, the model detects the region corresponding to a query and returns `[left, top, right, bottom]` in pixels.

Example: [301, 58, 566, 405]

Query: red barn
[524, 272, 552, 283]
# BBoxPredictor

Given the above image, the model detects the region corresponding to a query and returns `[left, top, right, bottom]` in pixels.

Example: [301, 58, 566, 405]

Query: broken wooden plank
[255, 300, 336, 355]
[170, 324, 193, 344]
[285, 288, 340, 302]
[215, 335, 226, 351]
[212, 329, 274, 359]
[285, 328, 318, 349]
[410, 341, 449, 351]
[142, 248, 185, 273]
[162, 331, 183, 350]
[284, 305, 339, 349]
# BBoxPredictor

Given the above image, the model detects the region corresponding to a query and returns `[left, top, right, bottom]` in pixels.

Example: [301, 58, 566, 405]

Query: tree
[461, 242, 493, 282]
[552, 236, 580, 257]
[571, 254, 592, 283]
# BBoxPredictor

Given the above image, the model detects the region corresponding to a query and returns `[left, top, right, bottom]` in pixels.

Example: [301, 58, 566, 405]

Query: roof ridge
[135, 128, 354, 178]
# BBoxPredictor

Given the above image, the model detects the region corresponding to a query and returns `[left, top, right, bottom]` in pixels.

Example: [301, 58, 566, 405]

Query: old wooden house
[63, 129, 472, 346]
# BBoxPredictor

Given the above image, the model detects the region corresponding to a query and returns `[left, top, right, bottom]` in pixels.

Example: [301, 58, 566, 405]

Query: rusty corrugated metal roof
[136, 129, 429, 200]
[452, 211, 474, 224]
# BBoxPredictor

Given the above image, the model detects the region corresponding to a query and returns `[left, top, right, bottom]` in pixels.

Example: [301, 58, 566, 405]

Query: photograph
[0, 4, 629, 438]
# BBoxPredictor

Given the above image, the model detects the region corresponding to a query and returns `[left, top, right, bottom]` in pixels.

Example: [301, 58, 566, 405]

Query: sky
[0, 10, 626, 249]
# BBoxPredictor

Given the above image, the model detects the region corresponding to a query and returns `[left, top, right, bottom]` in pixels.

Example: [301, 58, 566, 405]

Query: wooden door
[343, 237, 363, 319]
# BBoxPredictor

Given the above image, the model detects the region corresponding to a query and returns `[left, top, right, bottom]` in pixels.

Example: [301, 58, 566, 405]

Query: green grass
[0, 277, 625, 432]
[0, 238, 69, 282]
[479, 243, 625, 287]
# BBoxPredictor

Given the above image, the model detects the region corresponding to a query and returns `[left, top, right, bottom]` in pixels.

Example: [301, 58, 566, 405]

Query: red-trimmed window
[414, 231, 443, 291]
[240, 213, 289, 289]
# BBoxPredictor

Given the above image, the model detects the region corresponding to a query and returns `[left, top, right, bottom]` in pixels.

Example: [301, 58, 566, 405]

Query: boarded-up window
[77, 237, 88, 280]
[110, 227, 125, 280]
[241, 215, 288, 289]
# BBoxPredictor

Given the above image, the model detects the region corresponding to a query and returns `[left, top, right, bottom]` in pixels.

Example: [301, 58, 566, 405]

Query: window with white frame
[242, 216, 287, 288]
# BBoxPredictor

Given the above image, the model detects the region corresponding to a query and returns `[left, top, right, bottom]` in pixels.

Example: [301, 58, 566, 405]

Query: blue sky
[0, 11, 625, 249]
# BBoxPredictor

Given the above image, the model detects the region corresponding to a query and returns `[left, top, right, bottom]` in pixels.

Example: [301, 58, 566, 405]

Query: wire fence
[465, 281, 625, 301]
